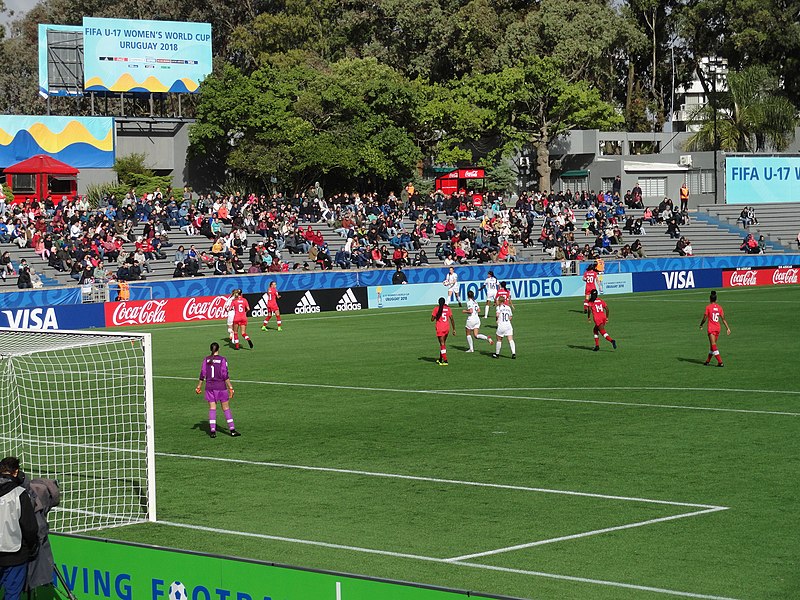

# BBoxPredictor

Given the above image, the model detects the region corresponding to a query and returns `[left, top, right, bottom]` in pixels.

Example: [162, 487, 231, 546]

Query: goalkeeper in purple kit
[196, 342, 240, 438]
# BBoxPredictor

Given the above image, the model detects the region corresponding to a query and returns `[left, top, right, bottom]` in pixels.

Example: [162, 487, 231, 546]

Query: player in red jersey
[587, 289, 616, 351]
[230, 290, 253, 350]
[699, 290, 731, 366]
[260, 281, 282, 332]
[583, 264, 601, 313]
[431, 297, 456, 365]
[495, 281, 515, 310]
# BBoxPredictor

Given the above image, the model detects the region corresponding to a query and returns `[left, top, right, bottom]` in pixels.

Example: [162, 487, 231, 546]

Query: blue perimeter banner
[0, 303, 105, 330]
[725, 155, 800, 204]
[367, 274, 633, 309]
[632, 269, 722, 292]
[83, 18, 212, 93]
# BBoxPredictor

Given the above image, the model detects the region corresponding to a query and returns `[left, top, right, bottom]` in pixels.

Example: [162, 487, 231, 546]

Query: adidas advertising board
[245, 287, 367, 317]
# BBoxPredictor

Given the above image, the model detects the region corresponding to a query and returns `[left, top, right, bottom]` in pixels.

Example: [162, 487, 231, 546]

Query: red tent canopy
[4, 154, 78, 175]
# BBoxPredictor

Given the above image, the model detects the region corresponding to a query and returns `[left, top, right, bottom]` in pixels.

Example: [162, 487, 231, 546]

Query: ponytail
[435, 297, 445, 320]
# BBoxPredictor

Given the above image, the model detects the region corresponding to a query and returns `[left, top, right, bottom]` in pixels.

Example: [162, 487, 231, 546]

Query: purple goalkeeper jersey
[200, 355, 229, 390]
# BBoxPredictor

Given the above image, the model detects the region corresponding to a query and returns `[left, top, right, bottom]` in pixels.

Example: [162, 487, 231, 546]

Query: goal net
[0, 328, 156, 533]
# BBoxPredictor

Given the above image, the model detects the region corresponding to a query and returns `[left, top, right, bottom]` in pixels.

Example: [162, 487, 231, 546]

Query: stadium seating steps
[0, 208, 794, 289]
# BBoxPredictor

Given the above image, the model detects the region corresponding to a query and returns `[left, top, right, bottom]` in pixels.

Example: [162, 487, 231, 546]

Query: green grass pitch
[98, 285, 800, 600]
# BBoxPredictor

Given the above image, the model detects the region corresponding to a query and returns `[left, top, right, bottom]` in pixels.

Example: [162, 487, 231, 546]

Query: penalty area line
[155, 451, 726, 509]
[154, 520, 740, 600]
[154, 375, 800, 417]
[432, 385, 800, 396]
[443, 506, 728, 562]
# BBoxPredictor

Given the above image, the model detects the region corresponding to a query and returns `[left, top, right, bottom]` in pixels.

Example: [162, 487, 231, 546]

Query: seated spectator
[172, 262, 186, 278]
[334, 247, 351, 269]
[737, 207, 751, 227]
[757, 234, 766, 254]
[666, 217, 681, 239]
[370, 245, 386, 267]
[740, 233, 759, 254]
[16, 265, 32, 289]
[630, 239, 645, 258]
[0, 251, 14, 281]
[413, 249, 429, 266]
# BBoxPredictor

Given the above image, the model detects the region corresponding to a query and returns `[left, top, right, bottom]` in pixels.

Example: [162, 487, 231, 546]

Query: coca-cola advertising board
[104, 295, 232, 327]
[722, 266, 800, 288]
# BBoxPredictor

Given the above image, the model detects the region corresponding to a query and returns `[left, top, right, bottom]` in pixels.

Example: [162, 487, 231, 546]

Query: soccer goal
[0, 328, 156, 533]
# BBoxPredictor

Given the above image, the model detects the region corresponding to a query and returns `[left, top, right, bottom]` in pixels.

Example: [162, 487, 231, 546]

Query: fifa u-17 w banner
[48, 534, 499, 600]
[367, 274, 633, 309]
[83, 17, 212, 93]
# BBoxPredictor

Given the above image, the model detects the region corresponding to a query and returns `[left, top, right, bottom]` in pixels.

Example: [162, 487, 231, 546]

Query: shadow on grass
[568, 309, 587, 314]
[418, 357, 440, 363]
[677, 357, 708, 365]
[191, 420, 213, 437]
[567, 344, 596, 352]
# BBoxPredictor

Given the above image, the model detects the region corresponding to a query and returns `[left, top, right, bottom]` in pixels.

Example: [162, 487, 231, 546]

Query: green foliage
[1, 182, 13, 204]
[113, 153, 153, 181]
[686, 66, 797, 152]
[483, 161, 517, 193]
[85, 182, 116, 206]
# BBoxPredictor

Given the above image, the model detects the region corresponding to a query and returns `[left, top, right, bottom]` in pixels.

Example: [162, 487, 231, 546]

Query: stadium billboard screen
[38, 24, 84, 98]
[82, 17, 212, 93]
[725, 155, 800, 204]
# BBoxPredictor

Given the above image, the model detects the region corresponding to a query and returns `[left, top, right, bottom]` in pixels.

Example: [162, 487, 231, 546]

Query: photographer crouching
[0, 457, 38, 600]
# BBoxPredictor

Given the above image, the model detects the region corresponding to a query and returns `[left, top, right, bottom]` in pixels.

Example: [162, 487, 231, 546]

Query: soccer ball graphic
[168, 581, 188, 600]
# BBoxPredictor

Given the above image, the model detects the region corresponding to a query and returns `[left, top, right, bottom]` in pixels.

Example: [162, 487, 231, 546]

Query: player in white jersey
[223, 289, 237, 341]
[462, 290, 493, 352]
[492, 296, 516, 359]
[442, 266, 462, 306]
[478, 270, 498, 318]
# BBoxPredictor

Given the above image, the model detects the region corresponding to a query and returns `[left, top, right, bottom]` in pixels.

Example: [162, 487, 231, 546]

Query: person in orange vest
[115, 280, 130, 302]
[679, 182, 689, 212]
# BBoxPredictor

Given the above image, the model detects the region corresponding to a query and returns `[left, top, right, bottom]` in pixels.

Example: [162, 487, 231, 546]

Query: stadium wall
[0, 257, 797, 329]
[48, 534, 508, 600]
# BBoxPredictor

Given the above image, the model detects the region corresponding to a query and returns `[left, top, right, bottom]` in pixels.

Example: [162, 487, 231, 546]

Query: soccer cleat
[718, 363, 724, 367]
[440, 361, 448, 366]
[512, 354, 516, 359]
[458, 301, 462, 307]
[230, 429, 241, 437]
[593, 346, 599, 352]
[247, 338, 254, 348]
[261, 325, 268, 331]
[235, 344, 240, 350]
[487, 337, 493, 345]
[611, 340, 617, 350]
[492, 353, 499, 359]
[704, 361, 710, 366]
[210, 432, 216, 438]
[465, 349, 474, 353]
[436, 359, 443, 365]
[277, 326, 283, 331]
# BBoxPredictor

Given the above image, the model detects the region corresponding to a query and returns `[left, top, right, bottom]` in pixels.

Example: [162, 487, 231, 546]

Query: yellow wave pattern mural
[0, 116, 115, 168]
[85, 74, 199, 93]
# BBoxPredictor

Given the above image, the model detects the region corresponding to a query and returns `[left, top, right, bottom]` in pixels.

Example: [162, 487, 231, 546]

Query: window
[686, 170, 715, 194]
[601, 177, 617, 193]
[561, 176, 588, 193]
[599, 140, 622, 156]
[638, 177, 667, 198]
[12, 174, 35, 193]
[629, 140, 661, 155]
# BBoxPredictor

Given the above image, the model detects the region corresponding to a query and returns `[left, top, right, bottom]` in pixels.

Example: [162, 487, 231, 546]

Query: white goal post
[0, 327, 156, 533]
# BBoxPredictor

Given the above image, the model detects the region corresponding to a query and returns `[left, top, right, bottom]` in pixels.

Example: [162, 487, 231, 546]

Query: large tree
[447, 57, 623, 191]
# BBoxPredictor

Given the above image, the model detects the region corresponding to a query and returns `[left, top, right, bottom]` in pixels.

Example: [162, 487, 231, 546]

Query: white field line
[444, 506, 728, 562]
[155, 451, 727, 509]
[154, 375, 800, 416]
[155, 520, 740, 600]
[433, 385, 800, 396]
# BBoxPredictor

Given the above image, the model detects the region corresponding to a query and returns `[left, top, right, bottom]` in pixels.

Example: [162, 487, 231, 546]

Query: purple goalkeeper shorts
[205, 389, 228, 404]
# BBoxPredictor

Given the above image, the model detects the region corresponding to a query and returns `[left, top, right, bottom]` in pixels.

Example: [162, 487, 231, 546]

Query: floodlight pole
[710, 63, 719, 204]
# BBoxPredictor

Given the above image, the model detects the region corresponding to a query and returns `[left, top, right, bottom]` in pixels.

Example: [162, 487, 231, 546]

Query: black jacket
[0, 474, 39, 567]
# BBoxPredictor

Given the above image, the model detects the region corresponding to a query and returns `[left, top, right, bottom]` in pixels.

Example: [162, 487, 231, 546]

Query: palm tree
[686, 66, 797, 152]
